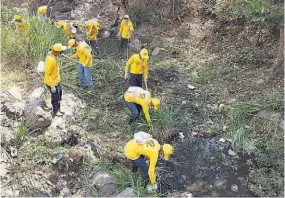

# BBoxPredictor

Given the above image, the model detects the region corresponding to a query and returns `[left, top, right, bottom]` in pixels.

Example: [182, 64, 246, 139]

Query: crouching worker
[123, 86, 160, 125]
[124, 132, 173, 192]
[44, 43, 67, 117]
[68, 39, 93, 89]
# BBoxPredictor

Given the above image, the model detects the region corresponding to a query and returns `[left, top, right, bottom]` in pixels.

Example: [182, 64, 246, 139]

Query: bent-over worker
[68, 39, 93, 89]
[125, 133, 173, 191]
[37, 6, 48, 20]
[56, 20, 77, 39]
[123, 86, 160, 125]
[13, 15, 28, 34]
[44, 43, 67, 116]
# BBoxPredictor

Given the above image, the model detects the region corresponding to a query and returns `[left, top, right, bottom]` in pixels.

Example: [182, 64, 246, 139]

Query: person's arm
[71, 51, 78, 59]
[45, 57, 55, 87]
[142, 103, 151, 124]
[143, 59, 148, 80]
[83, 48, 92, 66]
[148, 154, 158, 184]
[125, 55, 134, 74]
[129, 22, 134, 32]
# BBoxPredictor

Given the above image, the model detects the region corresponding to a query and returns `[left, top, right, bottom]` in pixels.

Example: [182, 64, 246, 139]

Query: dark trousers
[46, 83, 62, 113]
[129, 74, 143, 87]
[87, 39, 99, 54]
[120, 37, 129, 50]
[130, 156, 149, 185]
[123, 98, 142, 122]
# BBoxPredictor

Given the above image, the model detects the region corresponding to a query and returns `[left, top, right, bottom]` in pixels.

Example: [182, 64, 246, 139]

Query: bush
[129, 5, 151, 25]
[191, 67, 217, 85]
[1, 10, 66, 70]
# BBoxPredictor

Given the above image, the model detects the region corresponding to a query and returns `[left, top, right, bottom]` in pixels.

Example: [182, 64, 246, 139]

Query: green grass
[191, 67, 217, 84]
[100, 163, 162, 197]
[1, 8, 66, 71]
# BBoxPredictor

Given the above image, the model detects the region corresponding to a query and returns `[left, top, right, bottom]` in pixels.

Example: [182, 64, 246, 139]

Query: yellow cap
[151, 98, 160, 110]
[52, 43, 67, 52]
[13, 15, 22, 21]
[140, 48, 149, 60]
[56, 21, 64, 28]
[68, 39, 76, 48]
[123, 15, 129, 19]
[37, 6, 47, 15]
[163, 144, 173, 160]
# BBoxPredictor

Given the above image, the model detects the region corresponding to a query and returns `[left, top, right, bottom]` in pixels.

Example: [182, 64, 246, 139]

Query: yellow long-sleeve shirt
[125, 54, 148, 80]
[44, 53, 60, 87]
[124, 87, 152, 123]
[119, 21, 134, 39]
[86, 22, 99, 40]
[71, 42, 92, 67]
[62, 22, 76, 39]
[125, 139, 161, 184]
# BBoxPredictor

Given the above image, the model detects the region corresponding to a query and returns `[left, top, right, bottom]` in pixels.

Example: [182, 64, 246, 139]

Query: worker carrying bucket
[124, 48, 149, 88]
[124, 132, 173, 192]
[123, 86, 160, 125]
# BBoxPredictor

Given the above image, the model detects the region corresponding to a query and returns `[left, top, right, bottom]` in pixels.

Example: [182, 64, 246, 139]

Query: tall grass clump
[1, 8, 66, 70]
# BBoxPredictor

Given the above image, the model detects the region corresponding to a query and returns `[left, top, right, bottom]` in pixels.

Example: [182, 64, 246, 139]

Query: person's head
[67, 39, 78, 48]
[38, 6, 48, 14]
[139, 48, 149, 60]
[123, 15, 129, 22]
[150, 98, 160, 110]
[51, 43, 67, 56]
[161, 144, 173, 160]
[13, 15, 22, 23]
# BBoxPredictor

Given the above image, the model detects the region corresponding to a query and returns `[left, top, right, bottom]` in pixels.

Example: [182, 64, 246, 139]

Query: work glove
[51, 87, 56, 93]
[124, 73, 130, 80]
[147, 183, 158, 192]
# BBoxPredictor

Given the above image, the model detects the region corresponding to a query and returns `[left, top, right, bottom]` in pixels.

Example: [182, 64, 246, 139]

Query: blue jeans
[130, 156, 149, 183]
[78, 64, 93, 88]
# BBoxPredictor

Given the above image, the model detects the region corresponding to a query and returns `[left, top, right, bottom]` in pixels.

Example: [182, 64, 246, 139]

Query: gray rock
[0, 150, 11, 177]
[103, 31, 111, 38]
[228, 149, 237, 157]
[56, 179, 67, 190]
[91, 171, 119, 187]
[129, 39, 141, 52]
[28, 87, 45, 102]
[231, 184, 239, 192]
[24, 98, 52, 131]
[60, 187, 72, 197]
[151, 47, 164, 57]
[0, 126, 14, 144]
[100, 183, 120, 197]
[116, 187, 135, 197]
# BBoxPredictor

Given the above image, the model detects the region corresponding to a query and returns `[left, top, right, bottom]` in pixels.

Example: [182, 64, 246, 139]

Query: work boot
[55, 111, 65, 117]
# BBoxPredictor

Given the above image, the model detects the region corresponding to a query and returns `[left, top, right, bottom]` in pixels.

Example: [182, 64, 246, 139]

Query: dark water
[158, 136, 254, 197]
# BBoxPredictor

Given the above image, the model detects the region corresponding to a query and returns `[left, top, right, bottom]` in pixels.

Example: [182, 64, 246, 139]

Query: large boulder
[24, 98, 52, 131]
[0, 150, 11, 177]
[28, 87, 45, 102]
[89, 171, 120, 197]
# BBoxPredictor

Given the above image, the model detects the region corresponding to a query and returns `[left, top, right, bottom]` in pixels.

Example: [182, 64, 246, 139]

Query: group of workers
[13, 5, 174, 192]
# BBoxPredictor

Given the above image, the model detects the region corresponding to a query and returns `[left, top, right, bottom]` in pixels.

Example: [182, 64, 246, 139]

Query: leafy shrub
[192, 67, 217, 85]
[229, 48, 265, 66]
[129, 5, 151, 25]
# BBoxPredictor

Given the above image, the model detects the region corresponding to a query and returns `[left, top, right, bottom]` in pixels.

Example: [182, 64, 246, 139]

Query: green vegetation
[227, 92, 284, 196]
[14, 119, 29, 148]
[191, 67, 217, 85]
[1, 6, 65, 71]
[129, 5, 151, 25]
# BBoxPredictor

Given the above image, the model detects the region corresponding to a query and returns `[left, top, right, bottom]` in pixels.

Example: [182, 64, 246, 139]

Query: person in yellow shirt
[44, 43, 67, 116]
[86, 21, 100, 55]
[119, 15, 134, 55]
[125, 132, 173, 191]
[56, 21, 77, 39]
[123, 86, 160, 125]
[37, 6, 48, 20]
[13, 15, 28, 34]
[124, 48, 149, 87]
[68, 39, 93, 89]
